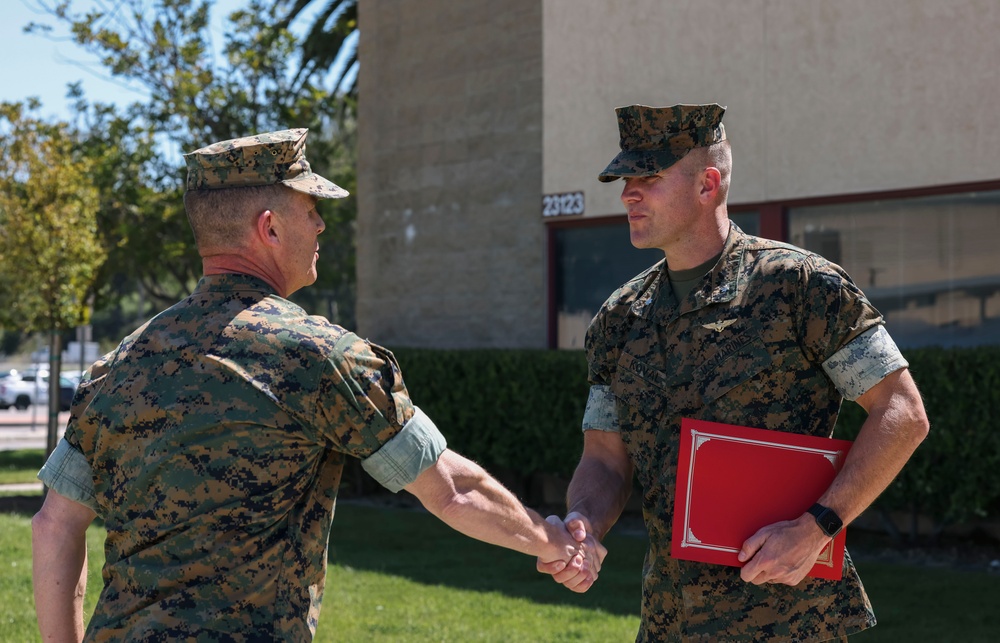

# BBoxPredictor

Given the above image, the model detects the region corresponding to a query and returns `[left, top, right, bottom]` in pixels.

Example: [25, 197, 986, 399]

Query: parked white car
[0, 369, 75, 411]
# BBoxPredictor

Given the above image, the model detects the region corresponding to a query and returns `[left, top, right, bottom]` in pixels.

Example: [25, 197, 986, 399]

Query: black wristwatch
[807, 503, 843, 537]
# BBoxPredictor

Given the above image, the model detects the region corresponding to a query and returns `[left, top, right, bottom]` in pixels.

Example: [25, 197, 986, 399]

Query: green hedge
[835, 345, 1000, 539]
[392, 348, 590, 479]
[392, 345, 1000, 537]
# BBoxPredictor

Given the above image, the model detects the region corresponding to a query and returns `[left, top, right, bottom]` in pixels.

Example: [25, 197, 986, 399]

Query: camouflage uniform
[41, 275, 445, 641]
[39, 130, 446, 641]
[586, 105, 908, 642]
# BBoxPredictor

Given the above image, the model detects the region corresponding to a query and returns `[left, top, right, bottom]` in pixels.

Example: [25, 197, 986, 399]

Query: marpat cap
[184, 128, 349, 199]
[599, 104, 726, 182]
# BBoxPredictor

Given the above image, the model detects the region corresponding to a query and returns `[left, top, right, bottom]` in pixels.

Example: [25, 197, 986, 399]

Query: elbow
[886, 371, 930, 449]
[31, 506, 57, 545]
[31, 504, 72, 559]
[31, 506, 61, 570]
[900, 393, 930, 449]
[31, 495, 92, 550]
[911, 407, 930, 446]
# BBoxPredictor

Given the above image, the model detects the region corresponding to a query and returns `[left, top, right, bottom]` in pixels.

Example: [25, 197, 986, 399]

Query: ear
[699, 167, 722, 202]
[256, 209, 281, 248]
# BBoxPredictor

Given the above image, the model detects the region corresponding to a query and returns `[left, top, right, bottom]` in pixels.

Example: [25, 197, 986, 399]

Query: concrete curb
[0, 482, 42, 493]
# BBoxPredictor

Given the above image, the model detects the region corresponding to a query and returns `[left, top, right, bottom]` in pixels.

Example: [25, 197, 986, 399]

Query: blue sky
[1, 0, 246, 122]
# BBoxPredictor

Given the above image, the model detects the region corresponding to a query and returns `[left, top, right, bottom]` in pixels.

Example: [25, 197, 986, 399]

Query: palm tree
[277, 0, 358, 100]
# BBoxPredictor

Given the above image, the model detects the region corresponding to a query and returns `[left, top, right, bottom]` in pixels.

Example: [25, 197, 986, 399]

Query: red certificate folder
[670, 418, 851, 580]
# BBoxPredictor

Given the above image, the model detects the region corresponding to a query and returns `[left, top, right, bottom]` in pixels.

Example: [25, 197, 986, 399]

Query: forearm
[408, 450, 572, 561]
[819, 372, 928, 524]
[32, 511, 89, 642]
[739, 372, 928, 585]
[567, 455, 632, 541]
[819, 406, 926, 524]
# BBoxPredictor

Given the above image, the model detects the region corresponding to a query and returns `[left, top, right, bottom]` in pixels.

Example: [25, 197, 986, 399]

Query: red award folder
[670, 418, 851, 580]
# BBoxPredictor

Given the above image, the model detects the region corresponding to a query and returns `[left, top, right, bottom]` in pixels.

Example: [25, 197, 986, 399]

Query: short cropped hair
[686, 140, 732, 202]
[183, 184, 295, 250]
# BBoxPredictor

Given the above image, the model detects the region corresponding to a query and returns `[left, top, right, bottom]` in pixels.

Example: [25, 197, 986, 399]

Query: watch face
[810, 504, 843, 536]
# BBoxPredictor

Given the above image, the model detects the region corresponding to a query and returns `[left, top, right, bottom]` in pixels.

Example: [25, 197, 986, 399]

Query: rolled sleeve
[37, 438, 98, 514]
[582, 384, 620, 433]
[822, 325, 909, 401]
[361, 406, 447, 493]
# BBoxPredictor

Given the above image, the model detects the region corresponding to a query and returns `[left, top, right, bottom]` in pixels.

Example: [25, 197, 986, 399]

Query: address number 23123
[542, 191, 584, 217]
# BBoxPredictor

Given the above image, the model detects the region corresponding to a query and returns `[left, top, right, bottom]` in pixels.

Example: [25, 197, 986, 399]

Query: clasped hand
[535, 512, 607, 593]
[738, 513, 831, 586]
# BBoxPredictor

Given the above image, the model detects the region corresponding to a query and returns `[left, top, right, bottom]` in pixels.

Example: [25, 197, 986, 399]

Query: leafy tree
[69, 94, 196, 314]
[0, 100, 106, 455]
[26, 0, 359, 324]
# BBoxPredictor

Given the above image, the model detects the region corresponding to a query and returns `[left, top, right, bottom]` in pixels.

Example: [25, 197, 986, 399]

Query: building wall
[356, 0, 546, 347]
[358, 0, 1000, 349]
[543, 0, 1000, 215]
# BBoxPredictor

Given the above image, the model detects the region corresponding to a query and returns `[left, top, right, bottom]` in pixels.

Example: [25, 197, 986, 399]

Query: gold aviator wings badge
[702, 319, 738, 332]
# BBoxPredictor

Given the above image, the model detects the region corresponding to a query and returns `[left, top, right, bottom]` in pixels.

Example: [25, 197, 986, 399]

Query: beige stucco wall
[543, 0, 1000, 217]
[356, 0, 546, 347]
[357, 0, 1000, 349]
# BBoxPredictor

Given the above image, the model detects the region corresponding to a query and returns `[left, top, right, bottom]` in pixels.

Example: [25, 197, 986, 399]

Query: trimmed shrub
[391, 345, 1000, 538]
[836, 346, 1000, 540]
[393, 348, 589, 478]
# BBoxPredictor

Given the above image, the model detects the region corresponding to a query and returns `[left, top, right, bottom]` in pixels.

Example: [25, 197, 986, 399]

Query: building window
[550, 220, 661, 349]
[789, 189, 1000, 348]
[730, 211, 761, 236]
[549, 188, 1000, 350]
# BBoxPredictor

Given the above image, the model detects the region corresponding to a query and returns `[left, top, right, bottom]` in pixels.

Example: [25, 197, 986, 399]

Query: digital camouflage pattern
[184, 128, 349, 199]
[587, 225, 882, 642]
[822, 325, 903, 401]
[599, 104, 727, 182]
[64, 273, 413, 641]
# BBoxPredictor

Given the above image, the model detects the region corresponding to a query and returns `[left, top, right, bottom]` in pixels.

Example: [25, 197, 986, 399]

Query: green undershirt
[667, 251, 723, 302]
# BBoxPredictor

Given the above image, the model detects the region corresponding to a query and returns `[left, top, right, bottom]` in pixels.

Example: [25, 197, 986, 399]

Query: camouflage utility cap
[184, 128, 349, 199]
[599, 103, 726, 182]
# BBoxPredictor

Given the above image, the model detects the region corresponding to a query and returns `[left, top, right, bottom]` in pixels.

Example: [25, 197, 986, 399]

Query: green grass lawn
[849, 560, 1000, 642]
[3, 500, 999, 641]
[0, 507, 105, 640]
[318, 502, 643, 641]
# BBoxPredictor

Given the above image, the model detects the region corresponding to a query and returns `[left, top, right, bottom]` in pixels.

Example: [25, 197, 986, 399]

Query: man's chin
[629, 234, 653, 250]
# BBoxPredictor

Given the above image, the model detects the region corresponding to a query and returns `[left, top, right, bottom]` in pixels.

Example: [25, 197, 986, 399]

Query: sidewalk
[0, 482, 42, 493]
[0, 408, 68, 451]
[0, 409, 55, 496]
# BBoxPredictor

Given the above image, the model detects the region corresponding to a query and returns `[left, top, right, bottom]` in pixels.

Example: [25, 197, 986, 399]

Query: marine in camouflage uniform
[34, 129, 600, 641]
[543, 105, 928, 641]
[49, 275, 430, 640]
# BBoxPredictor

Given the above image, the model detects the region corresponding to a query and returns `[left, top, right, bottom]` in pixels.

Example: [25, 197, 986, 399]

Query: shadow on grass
[0, 449, 45, 471]
[7, 457, 633, 618]
[8, 491, 999, 638]
[328, 500, 646, 618]
[0, 492, 645, 617]
[0, 494, 43, 515]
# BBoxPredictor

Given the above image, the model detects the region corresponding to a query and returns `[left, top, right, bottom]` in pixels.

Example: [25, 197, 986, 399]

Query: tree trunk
[46, 330, 62, 460]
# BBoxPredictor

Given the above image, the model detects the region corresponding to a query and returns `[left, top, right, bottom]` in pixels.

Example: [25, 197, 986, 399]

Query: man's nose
[621, 181, 641, 203]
